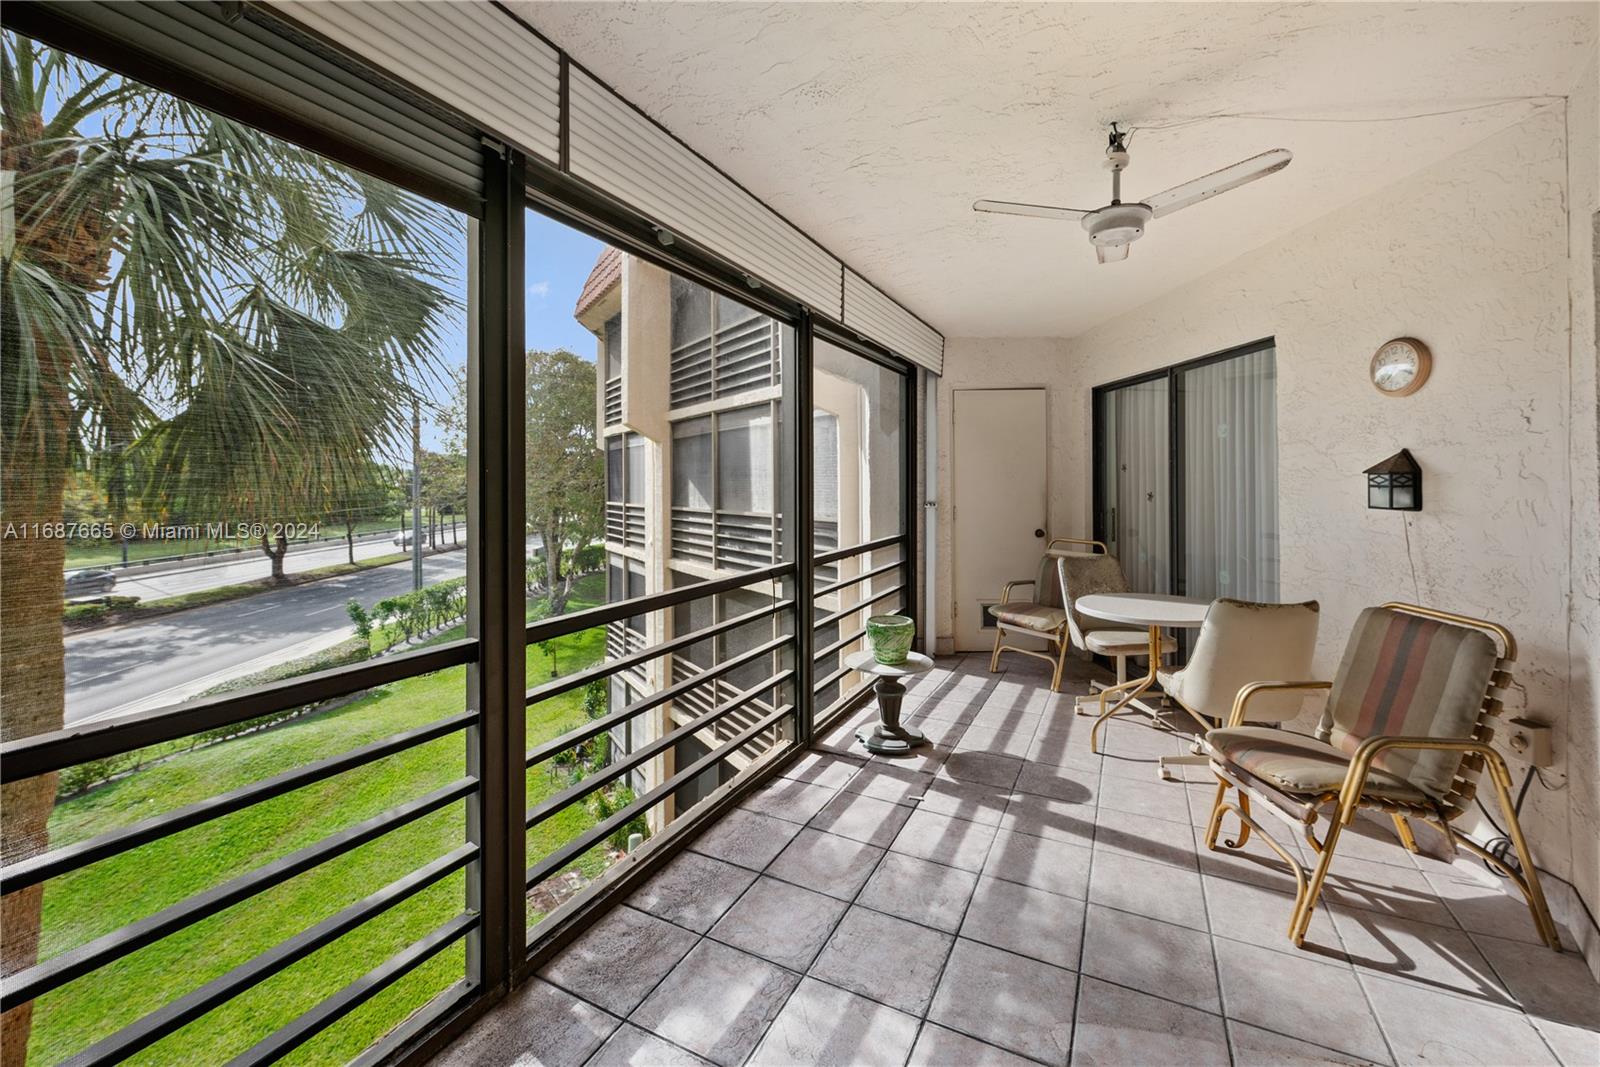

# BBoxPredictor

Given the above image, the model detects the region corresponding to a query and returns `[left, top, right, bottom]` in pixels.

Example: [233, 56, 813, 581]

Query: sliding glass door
[1093, 340, 1278, 604]
[1180, 346, 1279, 603]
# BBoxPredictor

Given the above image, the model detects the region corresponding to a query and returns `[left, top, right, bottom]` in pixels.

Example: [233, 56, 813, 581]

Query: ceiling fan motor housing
[1082, 202, 1153, 247]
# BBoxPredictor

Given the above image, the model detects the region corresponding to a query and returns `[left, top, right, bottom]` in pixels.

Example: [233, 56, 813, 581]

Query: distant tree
[443, 349, 601, 614]
[524, 350, 603, 614]
[330, 462, 400, 565]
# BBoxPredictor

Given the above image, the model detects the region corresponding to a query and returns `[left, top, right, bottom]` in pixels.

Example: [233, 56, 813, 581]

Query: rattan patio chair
[1202, 602, 1559, 950]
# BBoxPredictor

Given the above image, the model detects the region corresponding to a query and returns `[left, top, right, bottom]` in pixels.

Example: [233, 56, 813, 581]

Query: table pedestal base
[856, 675, 927, 755]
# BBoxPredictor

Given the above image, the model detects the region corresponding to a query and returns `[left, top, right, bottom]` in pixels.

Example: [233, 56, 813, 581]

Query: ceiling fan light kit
[974, 122, 1293, 264]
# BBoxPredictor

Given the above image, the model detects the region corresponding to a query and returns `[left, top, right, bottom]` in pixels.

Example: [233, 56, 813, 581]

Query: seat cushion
[1085, 629, 1177, 657]
[1319, 607, 1498, 799]
[993, 602, 1067, 631]
[1206, 726, 1428, 805]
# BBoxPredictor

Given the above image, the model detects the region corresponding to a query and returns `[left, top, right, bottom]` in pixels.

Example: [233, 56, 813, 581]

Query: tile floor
[440, 654, 1600, 1067]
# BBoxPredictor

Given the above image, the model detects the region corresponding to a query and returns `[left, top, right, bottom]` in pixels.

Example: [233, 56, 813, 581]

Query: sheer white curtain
[1107, 379, 1171, 593]
[1181, 348, 1278, 602]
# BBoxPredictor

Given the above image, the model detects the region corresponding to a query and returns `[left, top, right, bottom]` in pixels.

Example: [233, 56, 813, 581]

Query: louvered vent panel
[842, 270, 943, 374]
[266, 0, 560, 164]
[568, 69, 843, 314]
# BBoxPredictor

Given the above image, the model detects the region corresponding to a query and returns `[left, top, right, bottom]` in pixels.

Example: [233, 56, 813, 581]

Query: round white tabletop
[1075, 592, 1209, 629]
[844, 650, 935, 678]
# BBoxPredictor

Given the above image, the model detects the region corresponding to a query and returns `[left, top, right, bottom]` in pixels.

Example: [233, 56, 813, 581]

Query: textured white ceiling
[509, 2, 1598, 338]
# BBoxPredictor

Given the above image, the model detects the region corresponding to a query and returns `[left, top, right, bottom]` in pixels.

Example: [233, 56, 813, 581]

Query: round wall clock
[1370, 337, 1432, 397]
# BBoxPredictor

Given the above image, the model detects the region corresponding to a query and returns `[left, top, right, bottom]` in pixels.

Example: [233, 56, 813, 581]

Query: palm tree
[0, 33, 461, 1062]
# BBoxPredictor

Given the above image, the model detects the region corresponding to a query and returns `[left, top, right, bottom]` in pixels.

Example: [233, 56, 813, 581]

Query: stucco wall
[1562, 52, 1599, 934]
[939, 102, 1597, 922]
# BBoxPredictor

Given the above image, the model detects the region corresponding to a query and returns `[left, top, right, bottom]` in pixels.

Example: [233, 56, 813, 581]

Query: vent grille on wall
[843, 269, 944, 374]
[567, 67, 845, 317]
[263, 0, 561, 167]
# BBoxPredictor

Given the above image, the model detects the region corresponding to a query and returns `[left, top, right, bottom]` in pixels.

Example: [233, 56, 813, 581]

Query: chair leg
[1203, 778, 1230, 850]
[1290, 816, 1345, 947]
[1050, 634, 1069, 692]
[1483, 753, 1563, 950]
[989, 624, 1005, 673]
[1391, 813, 1420, 853]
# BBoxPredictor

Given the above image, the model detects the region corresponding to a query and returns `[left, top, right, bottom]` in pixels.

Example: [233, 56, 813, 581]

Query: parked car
[65, 569, 118, 598]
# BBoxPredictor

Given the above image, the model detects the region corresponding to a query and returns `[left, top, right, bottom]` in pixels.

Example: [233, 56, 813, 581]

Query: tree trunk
[0, 463, 69, 1067]
[261, 531, 288, 581]
[543, 523, 569, 615]
[346, 520, 356, 566]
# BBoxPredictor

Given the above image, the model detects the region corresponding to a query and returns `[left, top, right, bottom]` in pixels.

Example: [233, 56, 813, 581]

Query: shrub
[590, 785, 650, 851]
[582, 679, 607, 721]
[346, 599, 373, 641]
[57, 753, 134, 796]
[63, 603, 109, 624]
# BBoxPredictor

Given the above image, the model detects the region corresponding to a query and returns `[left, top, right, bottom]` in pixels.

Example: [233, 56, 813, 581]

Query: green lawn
[30, 574, 617, 1066]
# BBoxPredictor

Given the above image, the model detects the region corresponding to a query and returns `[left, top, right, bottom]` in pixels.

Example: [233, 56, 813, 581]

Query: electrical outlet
[1506, 717, 1553, 768]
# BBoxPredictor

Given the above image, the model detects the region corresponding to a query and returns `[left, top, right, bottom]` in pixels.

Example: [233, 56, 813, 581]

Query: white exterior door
[952, 387, 1048, 651]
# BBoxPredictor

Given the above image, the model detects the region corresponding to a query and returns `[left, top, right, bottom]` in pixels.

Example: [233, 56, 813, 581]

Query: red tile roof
[574, 246, 621, 318]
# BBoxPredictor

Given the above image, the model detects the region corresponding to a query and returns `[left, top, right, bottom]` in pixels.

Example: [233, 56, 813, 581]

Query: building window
[716, 406, 774, 514]
[669, 276, 779, 405]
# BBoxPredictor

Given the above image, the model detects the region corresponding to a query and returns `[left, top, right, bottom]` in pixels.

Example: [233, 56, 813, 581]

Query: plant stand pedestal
[845, 650, 934, 755]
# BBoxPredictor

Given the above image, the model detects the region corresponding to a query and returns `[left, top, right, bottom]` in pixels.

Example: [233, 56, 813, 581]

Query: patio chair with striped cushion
[1202, 602, 1560, 951]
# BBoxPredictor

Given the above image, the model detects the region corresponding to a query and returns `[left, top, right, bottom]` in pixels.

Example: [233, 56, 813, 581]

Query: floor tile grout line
[586, 659, 1586, 1067]
[733, 743, 952, 1067]
[615, 768, 864, 1065]
[900, 684, 1050, 1067]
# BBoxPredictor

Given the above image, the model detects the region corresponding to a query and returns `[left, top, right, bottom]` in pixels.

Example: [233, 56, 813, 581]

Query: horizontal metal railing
[811, 555, 903, 599]
[1, 711, 479, 894]
[526, 669, 791, 830]
[814, 534, 902, 568]
[0, 638, 479, 784]
[810, 536, 911, 717]
[525, 633, 791, 768]
[814, 583, 905, 632]
[526, 562, 792, 644]
[65, 845, 479, 1067]
[230, 912, 478, 1067]
[526, 701, 794, 891]
[526, 597, 795, 709]
[2, 775, 478, 1011]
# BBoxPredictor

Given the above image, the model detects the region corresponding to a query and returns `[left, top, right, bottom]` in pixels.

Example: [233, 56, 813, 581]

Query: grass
[30, 574, 614, 1066]
[63, 552, 420, 632]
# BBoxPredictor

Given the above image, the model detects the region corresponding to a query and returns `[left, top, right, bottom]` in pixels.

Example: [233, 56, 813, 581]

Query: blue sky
[525, 209, 609, 357]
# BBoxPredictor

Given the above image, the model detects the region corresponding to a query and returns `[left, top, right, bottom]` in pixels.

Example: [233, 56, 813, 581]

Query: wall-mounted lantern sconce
[1365, 449, 1422, 511]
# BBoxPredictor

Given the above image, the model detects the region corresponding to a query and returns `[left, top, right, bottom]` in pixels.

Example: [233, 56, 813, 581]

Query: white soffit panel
[843, 270, 943, 374]
[266, 0, 560, 165]
[567, 67, 843, 316]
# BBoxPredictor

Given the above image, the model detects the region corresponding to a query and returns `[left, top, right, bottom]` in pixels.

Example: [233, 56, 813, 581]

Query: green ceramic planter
[866, 614, 915, 665]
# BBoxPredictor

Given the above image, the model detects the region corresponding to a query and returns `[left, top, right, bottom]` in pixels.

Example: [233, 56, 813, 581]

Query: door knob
[1034, 528, 1046, 538]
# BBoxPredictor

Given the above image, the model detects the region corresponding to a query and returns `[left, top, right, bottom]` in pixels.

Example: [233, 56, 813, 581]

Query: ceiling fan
[973, 124, 1292, 263]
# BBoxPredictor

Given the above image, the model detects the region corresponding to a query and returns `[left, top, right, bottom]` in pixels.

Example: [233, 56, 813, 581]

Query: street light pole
[411, 402, 424, 591]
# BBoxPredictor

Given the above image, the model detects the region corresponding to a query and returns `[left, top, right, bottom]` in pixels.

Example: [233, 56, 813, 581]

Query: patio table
[845, 650, 933, 754]
[1074, 593, 1209, 762]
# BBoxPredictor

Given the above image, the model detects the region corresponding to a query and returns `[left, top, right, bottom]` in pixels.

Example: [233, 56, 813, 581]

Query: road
[65, 550, 468, 726]
[103, 532, 465, 601]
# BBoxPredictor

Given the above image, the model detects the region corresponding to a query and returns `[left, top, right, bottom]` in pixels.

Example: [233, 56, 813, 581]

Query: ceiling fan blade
[1096, 243, 1130, 264]
[973, 199, 1089, 221]
[1143, 149, 1292, 219]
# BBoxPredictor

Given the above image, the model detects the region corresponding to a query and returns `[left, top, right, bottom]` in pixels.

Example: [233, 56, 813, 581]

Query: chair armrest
[997, 578, 1036, 603]
[1335, 734, 1500, 824]
[1226, 681, 1332, 728]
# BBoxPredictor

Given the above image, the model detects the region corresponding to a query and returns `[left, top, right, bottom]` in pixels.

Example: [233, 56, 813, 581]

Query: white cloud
[527, 280, 551, 299]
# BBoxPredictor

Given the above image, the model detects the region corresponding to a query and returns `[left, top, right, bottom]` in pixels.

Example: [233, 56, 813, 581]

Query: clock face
[1370, 338, 1431, 396]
